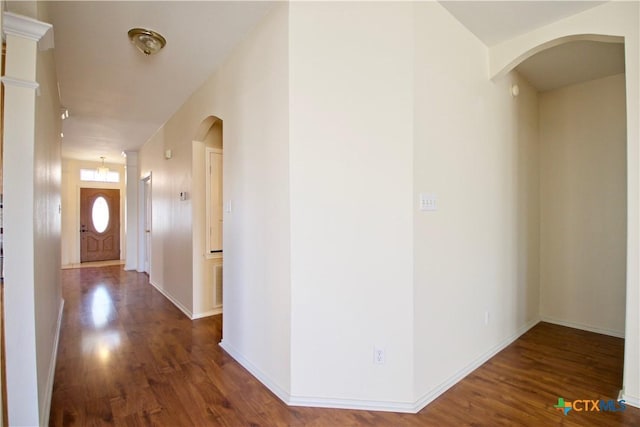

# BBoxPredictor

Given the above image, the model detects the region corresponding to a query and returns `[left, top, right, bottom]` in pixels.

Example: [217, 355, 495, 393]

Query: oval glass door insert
[92, 196, 110, 233]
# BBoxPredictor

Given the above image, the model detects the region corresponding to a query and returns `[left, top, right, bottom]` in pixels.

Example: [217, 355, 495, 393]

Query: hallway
[49, 266, 640, 426]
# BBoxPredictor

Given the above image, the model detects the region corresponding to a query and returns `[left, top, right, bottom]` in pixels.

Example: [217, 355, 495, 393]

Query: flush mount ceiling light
[127, 28, 166, 56]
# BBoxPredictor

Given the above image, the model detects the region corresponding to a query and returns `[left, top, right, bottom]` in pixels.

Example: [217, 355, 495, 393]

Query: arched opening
[192, 115, 224, 319]
[491, 34, 624, 80]
[501, 35, 628, 396]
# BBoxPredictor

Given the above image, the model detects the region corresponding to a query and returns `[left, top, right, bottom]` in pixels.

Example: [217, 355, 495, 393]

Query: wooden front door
[80, 188, 120, 262]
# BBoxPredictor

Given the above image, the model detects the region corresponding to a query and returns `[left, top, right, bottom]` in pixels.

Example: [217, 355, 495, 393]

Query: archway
[493, 32, 634, 403]
[491, 34, 623, 81]
[192, 115, 224, 318]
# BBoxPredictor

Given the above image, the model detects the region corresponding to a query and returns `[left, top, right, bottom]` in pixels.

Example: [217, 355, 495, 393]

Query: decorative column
[1, 11, 53, 427]
[124, 150, 139, 270]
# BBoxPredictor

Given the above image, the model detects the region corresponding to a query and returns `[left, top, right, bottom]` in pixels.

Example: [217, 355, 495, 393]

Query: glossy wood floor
[50, 266, 640, 426]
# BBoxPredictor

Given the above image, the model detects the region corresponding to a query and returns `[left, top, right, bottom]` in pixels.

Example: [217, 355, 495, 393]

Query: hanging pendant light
[97, 157, 109, 178]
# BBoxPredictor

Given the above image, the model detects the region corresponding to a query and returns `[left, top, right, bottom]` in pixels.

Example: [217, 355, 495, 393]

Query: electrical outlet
[484, 311, 490, 325]
[374, 347, 385, 365]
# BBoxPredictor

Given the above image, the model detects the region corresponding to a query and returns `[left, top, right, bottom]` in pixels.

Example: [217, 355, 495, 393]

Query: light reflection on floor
[82, 285, 121, 362]
[91, 286, 112, 328]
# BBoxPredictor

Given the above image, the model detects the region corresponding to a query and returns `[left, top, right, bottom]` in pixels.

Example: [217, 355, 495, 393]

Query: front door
[80, 188, 120, 262]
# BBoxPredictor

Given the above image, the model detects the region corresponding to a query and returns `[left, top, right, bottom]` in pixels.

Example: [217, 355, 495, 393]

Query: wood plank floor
[50, 266, 640, 426]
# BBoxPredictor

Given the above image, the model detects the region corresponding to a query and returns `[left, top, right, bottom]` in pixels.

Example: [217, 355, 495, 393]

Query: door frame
[138, 173, 152, 274]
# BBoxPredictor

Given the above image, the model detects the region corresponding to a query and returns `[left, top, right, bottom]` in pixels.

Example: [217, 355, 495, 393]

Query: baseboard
[412, 317, 540, 413]
[288, 395, 416, 413]
[540, 316, 624, 338]
[149, 280, 193, 319]
[41, 298, 64, 427]
[192, 307, 222, 319]
[221, 340, 415, 413]
[621, 390, 640, 408]
[221, 318, 540, 414]
[219, 339, 291, 404]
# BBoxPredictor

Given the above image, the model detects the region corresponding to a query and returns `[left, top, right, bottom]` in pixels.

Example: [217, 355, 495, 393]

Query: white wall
[488, 1, 640, 406]
[139, 3, 291, 393]
[33, 5, 62, 423]
[61, 158, 125, 266]
[137, 0, 638, 413]
[540, 73, 627, 336]
[139, 124, 194, 315]
[413, 1, 540, 406]
[289, 1, 415, 406]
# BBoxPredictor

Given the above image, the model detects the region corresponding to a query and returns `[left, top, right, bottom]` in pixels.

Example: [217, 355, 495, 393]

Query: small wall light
[511, 84, 520, 97]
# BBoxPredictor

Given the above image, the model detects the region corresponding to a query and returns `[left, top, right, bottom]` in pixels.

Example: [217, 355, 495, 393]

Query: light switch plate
[419, 193, 437, 211]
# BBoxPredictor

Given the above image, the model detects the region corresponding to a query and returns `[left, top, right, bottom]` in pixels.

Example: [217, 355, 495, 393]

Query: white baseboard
[192, 307, 222, 319]
[42, 298, 64, 427]
[540, 316, 624, 338]
[149, 281, 223, 320]
[221, 319, 539, 414]
[219, 340, 291, 404]
[288, 395, 416, 413]
[621, 390, 640, 408]
[412, 317, 540, 413]
[222, 338, 416, 413]
[149, 280, 193, 319]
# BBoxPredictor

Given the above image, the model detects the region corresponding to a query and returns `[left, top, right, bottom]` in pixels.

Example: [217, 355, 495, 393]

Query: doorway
[80, 188, 120, 262]
[510, 37, 628, 394]
[141, 175, 151, 274]
[514, 40, 627, 332]
[193, 116, 223, 317]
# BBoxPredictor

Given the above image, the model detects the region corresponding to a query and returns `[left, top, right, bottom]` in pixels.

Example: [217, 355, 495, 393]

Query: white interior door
[143, 176, 151, 274]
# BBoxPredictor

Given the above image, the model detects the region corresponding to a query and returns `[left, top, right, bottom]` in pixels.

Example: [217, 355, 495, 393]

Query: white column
[124, 151, 138, 270]
[1, 11, 53, 427]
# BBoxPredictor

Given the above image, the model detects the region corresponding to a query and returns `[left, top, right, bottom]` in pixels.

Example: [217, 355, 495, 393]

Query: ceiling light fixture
[97, 156, 109, 178]
[127, 28, 166, 56]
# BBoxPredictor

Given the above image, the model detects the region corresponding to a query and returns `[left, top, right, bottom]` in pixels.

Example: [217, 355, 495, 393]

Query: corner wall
[413, 1, 540, 406]
[288, 1, 415, 407]
[138, 3, 291, 394]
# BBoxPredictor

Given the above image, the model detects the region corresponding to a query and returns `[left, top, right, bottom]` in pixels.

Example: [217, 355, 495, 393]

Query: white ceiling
[40, 1, 622, 164]
[439, 1, 606, 46]
[47, 1, 274, 164]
